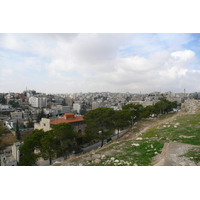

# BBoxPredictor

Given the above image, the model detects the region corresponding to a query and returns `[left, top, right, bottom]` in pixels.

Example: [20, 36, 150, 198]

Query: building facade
[29, 97, 47, 108]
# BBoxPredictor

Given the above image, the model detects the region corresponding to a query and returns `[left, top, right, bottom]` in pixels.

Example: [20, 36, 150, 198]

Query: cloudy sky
[0, 33, 200, 94]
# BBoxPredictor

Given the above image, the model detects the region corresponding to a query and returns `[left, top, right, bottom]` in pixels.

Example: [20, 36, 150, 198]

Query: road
[81, 130, 125, 154]
[38, 130, 126, 165]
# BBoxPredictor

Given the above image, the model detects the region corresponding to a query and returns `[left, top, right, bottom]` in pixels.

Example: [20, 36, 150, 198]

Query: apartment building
[29, 97, 47, 108]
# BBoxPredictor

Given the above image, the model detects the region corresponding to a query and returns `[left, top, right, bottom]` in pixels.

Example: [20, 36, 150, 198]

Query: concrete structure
[34, 118, 51, 132]
[15, 93, 25, 100]
[12, 142, 24, 162]
[92, 102, 100, 110]
[73, 103, 81, 113]
[62, 106, 71, 113]
[0, 142, 24, 166]
[65, 97, 73, 106]
[10, 111, 23, 119]
[29, 96, 47, 108]
[1, 154, 17, 166]
[0, 104, 10, 110]
[22, 110, 31, 119]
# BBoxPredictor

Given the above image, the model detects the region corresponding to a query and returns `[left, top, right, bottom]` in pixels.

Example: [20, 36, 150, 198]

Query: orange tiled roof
[50, 116, 84, 125]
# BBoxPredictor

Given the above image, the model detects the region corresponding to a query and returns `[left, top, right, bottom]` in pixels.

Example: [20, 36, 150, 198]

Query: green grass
[77, 112, 200, 166]
[180, 147, 200, 164]
[141, 112, 200, 145]
[88, 140, 164, 166]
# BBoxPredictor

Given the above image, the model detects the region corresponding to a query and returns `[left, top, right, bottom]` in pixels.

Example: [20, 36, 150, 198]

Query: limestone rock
[136, 137, 143, 140]
[94, 159, 101, 164]
[132, 143, 140, 146]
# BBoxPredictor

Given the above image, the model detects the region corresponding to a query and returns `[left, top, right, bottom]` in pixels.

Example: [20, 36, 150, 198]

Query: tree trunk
[117, 128, 120, 138]
[101, 139, 103, 147]
[49, 155, 52, 165]
[60, 139, 66, 159]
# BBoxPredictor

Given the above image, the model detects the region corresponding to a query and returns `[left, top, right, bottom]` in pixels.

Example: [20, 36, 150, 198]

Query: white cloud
[171, 50, 195, 61]
[1, 33, 200, 93]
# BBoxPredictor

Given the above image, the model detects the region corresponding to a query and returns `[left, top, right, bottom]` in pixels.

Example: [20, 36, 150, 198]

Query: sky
[0, 33, 200, 94]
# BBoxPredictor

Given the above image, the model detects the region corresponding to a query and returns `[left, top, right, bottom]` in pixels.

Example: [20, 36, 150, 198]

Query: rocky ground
[153, 142, 200, 166]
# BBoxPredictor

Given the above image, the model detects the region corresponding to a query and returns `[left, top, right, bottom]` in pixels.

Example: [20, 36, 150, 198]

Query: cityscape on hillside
[1, 89, 200, 166]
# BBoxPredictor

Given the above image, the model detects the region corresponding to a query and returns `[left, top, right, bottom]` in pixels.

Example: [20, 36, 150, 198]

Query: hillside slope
[54, 101, 200, 166]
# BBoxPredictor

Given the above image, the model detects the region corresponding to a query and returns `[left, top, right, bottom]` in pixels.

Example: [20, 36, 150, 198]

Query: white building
[29, 97, 47, 108]
[0, 142, 24, 166]
[0, 104, 10, 110]
[92, 102, 100, 110]
[12, 142, 24, 162]
[10, 111, 23, 119]
[73, 103, 81, 113]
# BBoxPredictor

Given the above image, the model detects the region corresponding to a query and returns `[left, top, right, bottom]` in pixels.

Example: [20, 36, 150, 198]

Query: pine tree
[16, 120, 21, 140]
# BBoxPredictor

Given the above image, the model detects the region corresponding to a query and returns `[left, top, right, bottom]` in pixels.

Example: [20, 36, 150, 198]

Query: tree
[8, 100, 20, 108]
[0, 96, 6, 104]
[140, 105, 156, 118]
[84, 107, 115, 147]
[27, 118, 34, 128]
[16, 120, 21, 140]
[80, 107, 87, 115]
[122, 103, 144, 121]
[114, 110, 130, 138]
[61, 99, 67, 106]
[18, 129, 45, 166]
[51, 123, 80, 159]
[40, 130, 58, 165]
[154, 98, 177, 115]
[36, 109, 46, 122]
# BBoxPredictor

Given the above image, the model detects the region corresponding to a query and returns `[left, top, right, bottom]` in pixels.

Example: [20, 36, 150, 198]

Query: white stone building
[29, 97, 47, 108]
[73, 103, 81, 113]
[92, 102, 100, 110]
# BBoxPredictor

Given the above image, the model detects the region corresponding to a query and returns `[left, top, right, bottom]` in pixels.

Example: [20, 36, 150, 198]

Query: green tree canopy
[0, 96, 6, 104]
[140, 105, 156, 118]
[19, 129, 45, 166]
[84, 107, 115, 146]
[40, 130, 58, 165]
[36, 109, 46, 122]
[122, 103, 144, 121]
[51, 123, 80, 159]
[8, 100, 20, 108]
[154, 98, 177, 114]
[16, 120, 21, 140]
[114, 110, 130, 138]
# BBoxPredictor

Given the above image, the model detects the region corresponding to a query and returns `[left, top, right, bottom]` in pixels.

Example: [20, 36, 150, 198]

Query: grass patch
[180, 147, 200, 164]
[88, 140, 164, 166]
[142, 112, 200, 145]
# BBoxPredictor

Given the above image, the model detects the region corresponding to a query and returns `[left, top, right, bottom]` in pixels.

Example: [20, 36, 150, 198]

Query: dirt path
[153, 142, 200, 166]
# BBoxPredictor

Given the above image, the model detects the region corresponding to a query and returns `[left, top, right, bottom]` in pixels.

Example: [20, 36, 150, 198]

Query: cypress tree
[16, 120, 21, 140]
